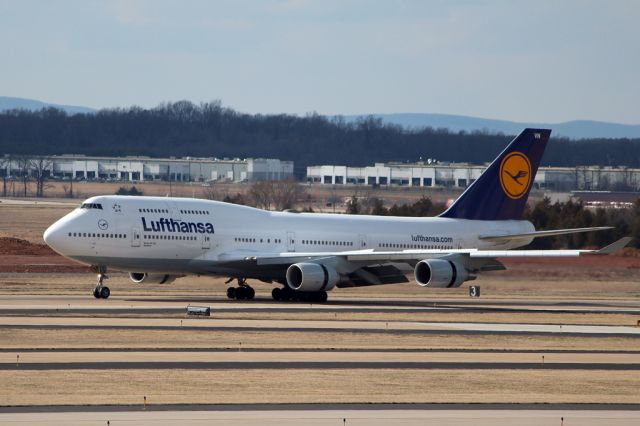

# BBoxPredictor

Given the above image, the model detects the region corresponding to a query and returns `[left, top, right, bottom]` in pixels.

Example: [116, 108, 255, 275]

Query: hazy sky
[1, 0, 638, 123]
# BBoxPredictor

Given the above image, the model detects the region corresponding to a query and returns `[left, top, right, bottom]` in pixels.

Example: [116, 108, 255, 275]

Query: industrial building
[306, 162, 640, 192]
[0, 155, 294, 183]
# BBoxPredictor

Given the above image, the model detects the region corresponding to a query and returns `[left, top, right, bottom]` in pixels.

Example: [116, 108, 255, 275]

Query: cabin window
[80, 203, 103, 210]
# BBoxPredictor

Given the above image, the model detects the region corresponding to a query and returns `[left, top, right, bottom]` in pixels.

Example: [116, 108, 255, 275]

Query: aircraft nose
[43, 220, 64, 252]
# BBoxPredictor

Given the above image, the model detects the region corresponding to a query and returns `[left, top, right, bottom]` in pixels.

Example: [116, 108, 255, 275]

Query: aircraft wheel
[93, 288, 101, 299]
[226, 287, 236, 299]
[315, 291, 328, 303]
[272, 287, 282, 301]
[99, 286, 110, 299]
[245, 287, 255, 300]
[235, 286, 248, 300]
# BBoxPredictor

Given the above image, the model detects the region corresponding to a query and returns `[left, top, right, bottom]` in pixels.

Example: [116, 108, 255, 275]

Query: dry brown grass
[1, 307, 638, 326]
[1, 369, 638, 406]
[0, 204, 73, 243]
[1, 327, 637, 351]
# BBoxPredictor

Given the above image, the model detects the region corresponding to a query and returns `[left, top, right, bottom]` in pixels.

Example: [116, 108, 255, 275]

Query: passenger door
[358, 234, 368, 249]
[131, 227, 141, 247]
[202, 234, 211, 249]
[287, 231, 295, 252]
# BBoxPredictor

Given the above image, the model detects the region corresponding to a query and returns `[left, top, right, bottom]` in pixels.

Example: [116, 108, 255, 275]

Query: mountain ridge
[338, 113, 640, 140]
[0, 96, 95, 115]
[1, 96, 638, 139]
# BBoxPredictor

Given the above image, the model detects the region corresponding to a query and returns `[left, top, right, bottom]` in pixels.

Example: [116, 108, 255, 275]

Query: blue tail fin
[439, 128, 551, 221]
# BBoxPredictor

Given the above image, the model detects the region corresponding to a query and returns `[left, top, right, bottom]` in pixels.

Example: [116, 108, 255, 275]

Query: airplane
[43, 128, 630, 302]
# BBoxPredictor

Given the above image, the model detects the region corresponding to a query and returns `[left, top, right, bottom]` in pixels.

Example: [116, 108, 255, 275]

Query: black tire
[99, 286, 110, 299]
[282, 288, 294, 301]
[246, 287, 255, 300]
[226, 287, 236, 299]
[93, 288, 101, 299]
[315, 291, 328, 303]
[236, 287, 247, 300]
[272, 287, 282, 301]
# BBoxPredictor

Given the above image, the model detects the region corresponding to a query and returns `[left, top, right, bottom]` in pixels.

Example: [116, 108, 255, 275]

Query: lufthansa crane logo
[499, 151, 532, 199]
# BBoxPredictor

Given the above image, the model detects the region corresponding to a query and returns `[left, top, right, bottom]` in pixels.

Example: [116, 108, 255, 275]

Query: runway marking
[1, 408, 640, 426]
[2, 350, 639, 364]
[1, 403, 640, 413]
[2, 361, 640, 370]
[3, 347, 640, 354]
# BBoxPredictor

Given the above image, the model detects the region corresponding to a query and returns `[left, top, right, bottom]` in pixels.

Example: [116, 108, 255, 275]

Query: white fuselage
[44, 195, 534, 279]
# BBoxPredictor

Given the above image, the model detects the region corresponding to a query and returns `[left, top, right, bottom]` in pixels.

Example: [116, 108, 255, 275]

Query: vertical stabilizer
[439, 128, 551, 221]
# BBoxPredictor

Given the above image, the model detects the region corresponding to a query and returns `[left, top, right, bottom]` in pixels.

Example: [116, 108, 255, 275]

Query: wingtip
[596, 237, 632, 255]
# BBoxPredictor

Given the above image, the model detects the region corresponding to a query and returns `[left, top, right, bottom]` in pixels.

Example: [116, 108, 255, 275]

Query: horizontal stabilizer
[479, 226, 613, 242]
[596, 237, 632, 254]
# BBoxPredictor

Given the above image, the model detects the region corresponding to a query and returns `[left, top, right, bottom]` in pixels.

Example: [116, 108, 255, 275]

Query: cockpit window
[80, 203, 103, 210]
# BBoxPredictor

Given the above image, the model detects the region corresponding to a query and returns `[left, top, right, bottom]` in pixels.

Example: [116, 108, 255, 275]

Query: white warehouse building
[306, 163, 640, 192]
[1, 155, 294, 183]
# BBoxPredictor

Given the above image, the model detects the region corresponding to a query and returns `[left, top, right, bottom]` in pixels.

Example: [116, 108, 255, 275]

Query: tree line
[1, 102, 640, 176]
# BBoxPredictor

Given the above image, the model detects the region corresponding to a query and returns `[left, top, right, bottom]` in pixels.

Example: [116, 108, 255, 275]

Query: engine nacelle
[129, 272, 180, 285]
[414, 259, 469, 288]
[286, 263, 339, 292]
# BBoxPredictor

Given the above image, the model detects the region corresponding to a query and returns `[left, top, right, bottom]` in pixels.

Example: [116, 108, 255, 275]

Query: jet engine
[129, 272, 180, 284]
[286, 263, 339, 292]
[414, 259, 469, 288]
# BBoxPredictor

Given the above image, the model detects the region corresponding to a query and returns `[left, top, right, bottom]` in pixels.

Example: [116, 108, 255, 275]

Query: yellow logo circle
[499, 152, 532, 199]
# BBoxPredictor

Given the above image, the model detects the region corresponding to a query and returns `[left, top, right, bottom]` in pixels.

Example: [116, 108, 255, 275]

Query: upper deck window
[80, 203, 103, 210]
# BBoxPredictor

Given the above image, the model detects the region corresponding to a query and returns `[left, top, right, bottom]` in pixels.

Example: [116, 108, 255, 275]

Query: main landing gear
[226, 278, 255, 301]
[272, 287, 328, 303]
[91, 265, 110, 299]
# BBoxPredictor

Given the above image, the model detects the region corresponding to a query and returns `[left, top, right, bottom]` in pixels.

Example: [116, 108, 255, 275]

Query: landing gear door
[131, 227, 141, 247]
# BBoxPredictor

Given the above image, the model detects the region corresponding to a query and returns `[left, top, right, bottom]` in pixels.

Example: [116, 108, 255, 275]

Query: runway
[1, 407, 640, 426]
[2, 293, 640, 312]
[1, 287, 639, 408]
[2, 315, 639, 336]
[4, 361, 640, 370]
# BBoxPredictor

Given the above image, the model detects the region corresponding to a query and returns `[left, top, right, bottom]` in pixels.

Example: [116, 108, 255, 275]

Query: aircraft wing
[250, 237, 630, 265]
[215, 237, 631, 286]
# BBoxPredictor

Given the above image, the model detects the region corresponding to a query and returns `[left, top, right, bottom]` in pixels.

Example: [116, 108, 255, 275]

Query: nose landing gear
[226, 278, 255, 300]
[91, 265, 110, 299]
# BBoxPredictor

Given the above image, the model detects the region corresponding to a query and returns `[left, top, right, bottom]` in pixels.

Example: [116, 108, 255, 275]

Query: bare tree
[346, 194, 360, 214]
[201, 184, 218, 201]
[15, 156, 31, 197]
[248, 180, 274, 210]
[248, 179, 304, 211]
[0, 155, 9, 197]
[271, 179, 304, 210]
[30, 156, 52, 197]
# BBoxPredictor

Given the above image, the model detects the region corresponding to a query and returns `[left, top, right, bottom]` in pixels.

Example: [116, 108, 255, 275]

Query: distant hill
[1, 97, 638, 139]
[338, 113, 640, 140]
[0, 96, 94, 115]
